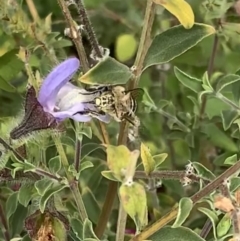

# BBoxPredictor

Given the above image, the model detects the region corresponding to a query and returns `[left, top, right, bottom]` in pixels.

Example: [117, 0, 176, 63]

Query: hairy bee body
[93, 85, 142, 125]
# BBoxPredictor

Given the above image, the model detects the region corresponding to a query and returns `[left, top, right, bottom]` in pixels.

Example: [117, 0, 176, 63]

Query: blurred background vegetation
[1, 0, 240, 240]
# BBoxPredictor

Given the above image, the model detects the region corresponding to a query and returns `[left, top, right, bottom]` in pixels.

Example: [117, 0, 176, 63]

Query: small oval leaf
[153, 0, 194, 29]
[144, 23, 215, 70]
[172, 197, 193, 228]
[174, 66, 202, 93]
[140, 142, 155, 175]
[79, 57, 133, 85]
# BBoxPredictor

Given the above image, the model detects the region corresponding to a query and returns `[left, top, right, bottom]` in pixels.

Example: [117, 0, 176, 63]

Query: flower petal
[52, 102, 91, 122]
[38, 58, 80, 111]
[93, 113, 111, 123]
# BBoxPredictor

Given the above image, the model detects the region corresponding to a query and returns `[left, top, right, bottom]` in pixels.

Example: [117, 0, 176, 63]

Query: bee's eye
[95, 98, 101, 106]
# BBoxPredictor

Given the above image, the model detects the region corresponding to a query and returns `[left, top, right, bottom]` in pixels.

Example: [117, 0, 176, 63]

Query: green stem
[53, 136, 88, 222]
[116, 203, 127, 241]
[132, 0, 156, 85]
[70, 182, 88, 221]
[57, 0, 89, 72]
[118, 0, 156, 148]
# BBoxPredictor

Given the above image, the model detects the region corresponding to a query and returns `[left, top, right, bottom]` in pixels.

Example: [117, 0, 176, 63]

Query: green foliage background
[1, 0, 240, 241]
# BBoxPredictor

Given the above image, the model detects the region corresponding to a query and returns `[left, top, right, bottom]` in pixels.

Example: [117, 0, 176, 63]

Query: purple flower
[10, 58, 110, 139]
[37, 57, 110, 123]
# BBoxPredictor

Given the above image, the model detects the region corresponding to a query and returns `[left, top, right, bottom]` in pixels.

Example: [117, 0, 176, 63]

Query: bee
[91, 85, 144, 126]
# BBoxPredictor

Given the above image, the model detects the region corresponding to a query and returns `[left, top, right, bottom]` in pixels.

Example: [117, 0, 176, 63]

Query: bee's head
[113, 86, 125, 94]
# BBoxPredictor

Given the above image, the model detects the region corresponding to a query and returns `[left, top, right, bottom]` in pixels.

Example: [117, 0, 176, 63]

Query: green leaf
[115, 34, 138, 62]
[35, 179, 53, 196]
[0, 49, 24, 86]
[198, 207, 218, 239]
[144, 23, 215, 70]
[149, 226, 205, 241]
[39, 183, 67, 213]
[216, 74, 240, 93]
[0, 76, 15, 92]
[142, 88, 156, 110]
[153, 153, 168, 168]
[106, 145, 132, 181]
[79, 57, 133, 85]
[140, 142, 155, 175]
[82, 187, 101, 224]
[217, 213, 231, 238]
[224, 154, 238, 165]
[18, 184, 35, 207]
[202, 123, 238, 152]
[101, 170, 119, 182]
[70, 218, 83, 240]
[198, 90, 212, 104]
[192, 162, 215, 180]
[221, 110, 239, 131]
[53, 217, 67, 241]
[230, 177, 240, 192]
[153, 0, 194, 29]
[9, 204, 28, 237]
[202, 71, 213, 91]
[6, 192, 18, 220]
[78, 125, 92, 140]
[172, 197, 193, 227]
[81, 143, 104, 162]
[83, 219, 99, 240]
[80, 161, 94, 173]
[49, 155, 61, 174]
[119, 182, 148, 232]
[174, 66, 202, 93]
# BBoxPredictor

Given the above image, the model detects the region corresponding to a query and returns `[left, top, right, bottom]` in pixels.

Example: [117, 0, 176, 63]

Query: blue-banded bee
[85, 85, 144, 127]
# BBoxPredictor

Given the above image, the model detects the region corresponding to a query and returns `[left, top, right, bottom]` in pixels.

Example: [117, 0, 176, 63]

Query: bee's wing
[122, 115, 136, 126]
[127, 88, 144, 101]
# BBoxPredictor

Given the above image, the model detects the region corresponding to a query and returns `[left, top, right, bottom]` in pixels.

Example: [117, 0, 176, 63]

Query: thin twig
[25, 0, 41, 23]
[130, 160, 240, 241]
[132, 0, 156, 86]
[53, 137, 88, 222]
[199, 25, 219, 120]
[57, 0, 89, 72]
[74, 139, 82, 174]
[74, 0, 102, 58]
[35, 168, 62, 182]
[199, 219, 212, 239]
[116, 204, 127, 241]
[119, 0, 156, 144]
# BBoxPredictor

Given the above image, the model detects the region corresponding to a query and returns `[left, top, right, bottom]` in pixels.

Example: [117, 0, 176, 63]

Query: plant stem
[132, 0, 156, 86]
[57, 0, 111, 226]
[35, 168, 62, 182]
[130, 159, 240, 241]
[53, 136, 88, 222]
[70, 181, 88, 221]
[74, 139, 82, 174]
[57, 0, 89, 72]
[95, 181, 118, 237]
[74, 0, 102, 58]
[199, 26, 219, 120]
[116, 204, 127, 241]
[25, 0, 41, 23]
[119, 0, 156, 145]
